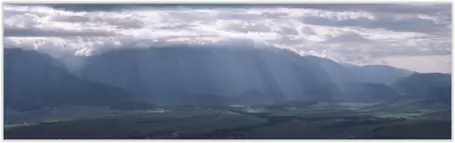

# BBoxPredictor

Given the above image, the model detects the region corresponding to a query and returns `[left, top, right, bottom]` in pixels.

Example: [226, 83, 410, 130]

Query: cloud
[3, 4, 452, 73]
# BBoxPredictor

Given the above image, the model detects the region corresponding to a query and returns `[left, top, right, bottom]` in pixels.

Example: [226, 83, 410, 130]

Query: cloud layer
[3, 4, 452, 73]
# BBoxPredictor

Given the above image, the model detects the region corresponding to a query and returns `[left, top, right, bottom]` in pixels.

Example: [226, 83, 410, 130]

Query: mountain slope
[4, 48, 147, 111]
[79, 46, 339, 106]
[304, 56, 413, 85]
[5, 46, 435, 109]
[78, 46, 411, 106]
[392, 73, 451, 104]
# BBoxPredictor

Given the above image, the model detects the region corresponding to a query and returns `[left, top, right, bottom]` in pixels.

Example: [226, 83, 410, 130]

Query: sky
[3, 4, 452, 73]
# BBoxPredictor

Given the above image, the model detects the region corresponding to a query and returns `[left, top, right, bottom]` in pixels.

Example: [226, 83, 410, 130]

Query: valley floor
[4, 101, 451, 139]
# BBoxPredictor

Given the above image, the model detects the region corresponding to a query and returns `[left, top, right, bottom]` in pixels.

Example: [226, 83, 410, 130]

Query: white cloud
[370, 55, 452, 73]
[3, 4, 452, 73]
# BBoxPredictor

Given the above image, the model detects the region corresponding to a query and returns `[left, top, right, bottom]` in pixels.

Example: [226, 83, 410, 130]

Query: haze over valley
[4, 4, 452, 139]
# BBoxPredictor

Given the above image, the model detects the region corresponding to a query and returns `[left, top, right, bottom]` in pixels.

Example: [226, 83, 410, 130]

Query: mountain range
[4, 46, 451, 110]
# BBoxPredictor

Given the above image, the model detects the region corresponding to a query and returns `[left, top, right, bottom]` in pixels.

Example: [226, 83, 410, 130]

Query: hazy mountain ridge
[392, 73, 451, 104]
[304, 55, 414, 85]
[77, 46, 422, 106]
[4, 48, 151, 111]
[4, 46, 450, 109]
